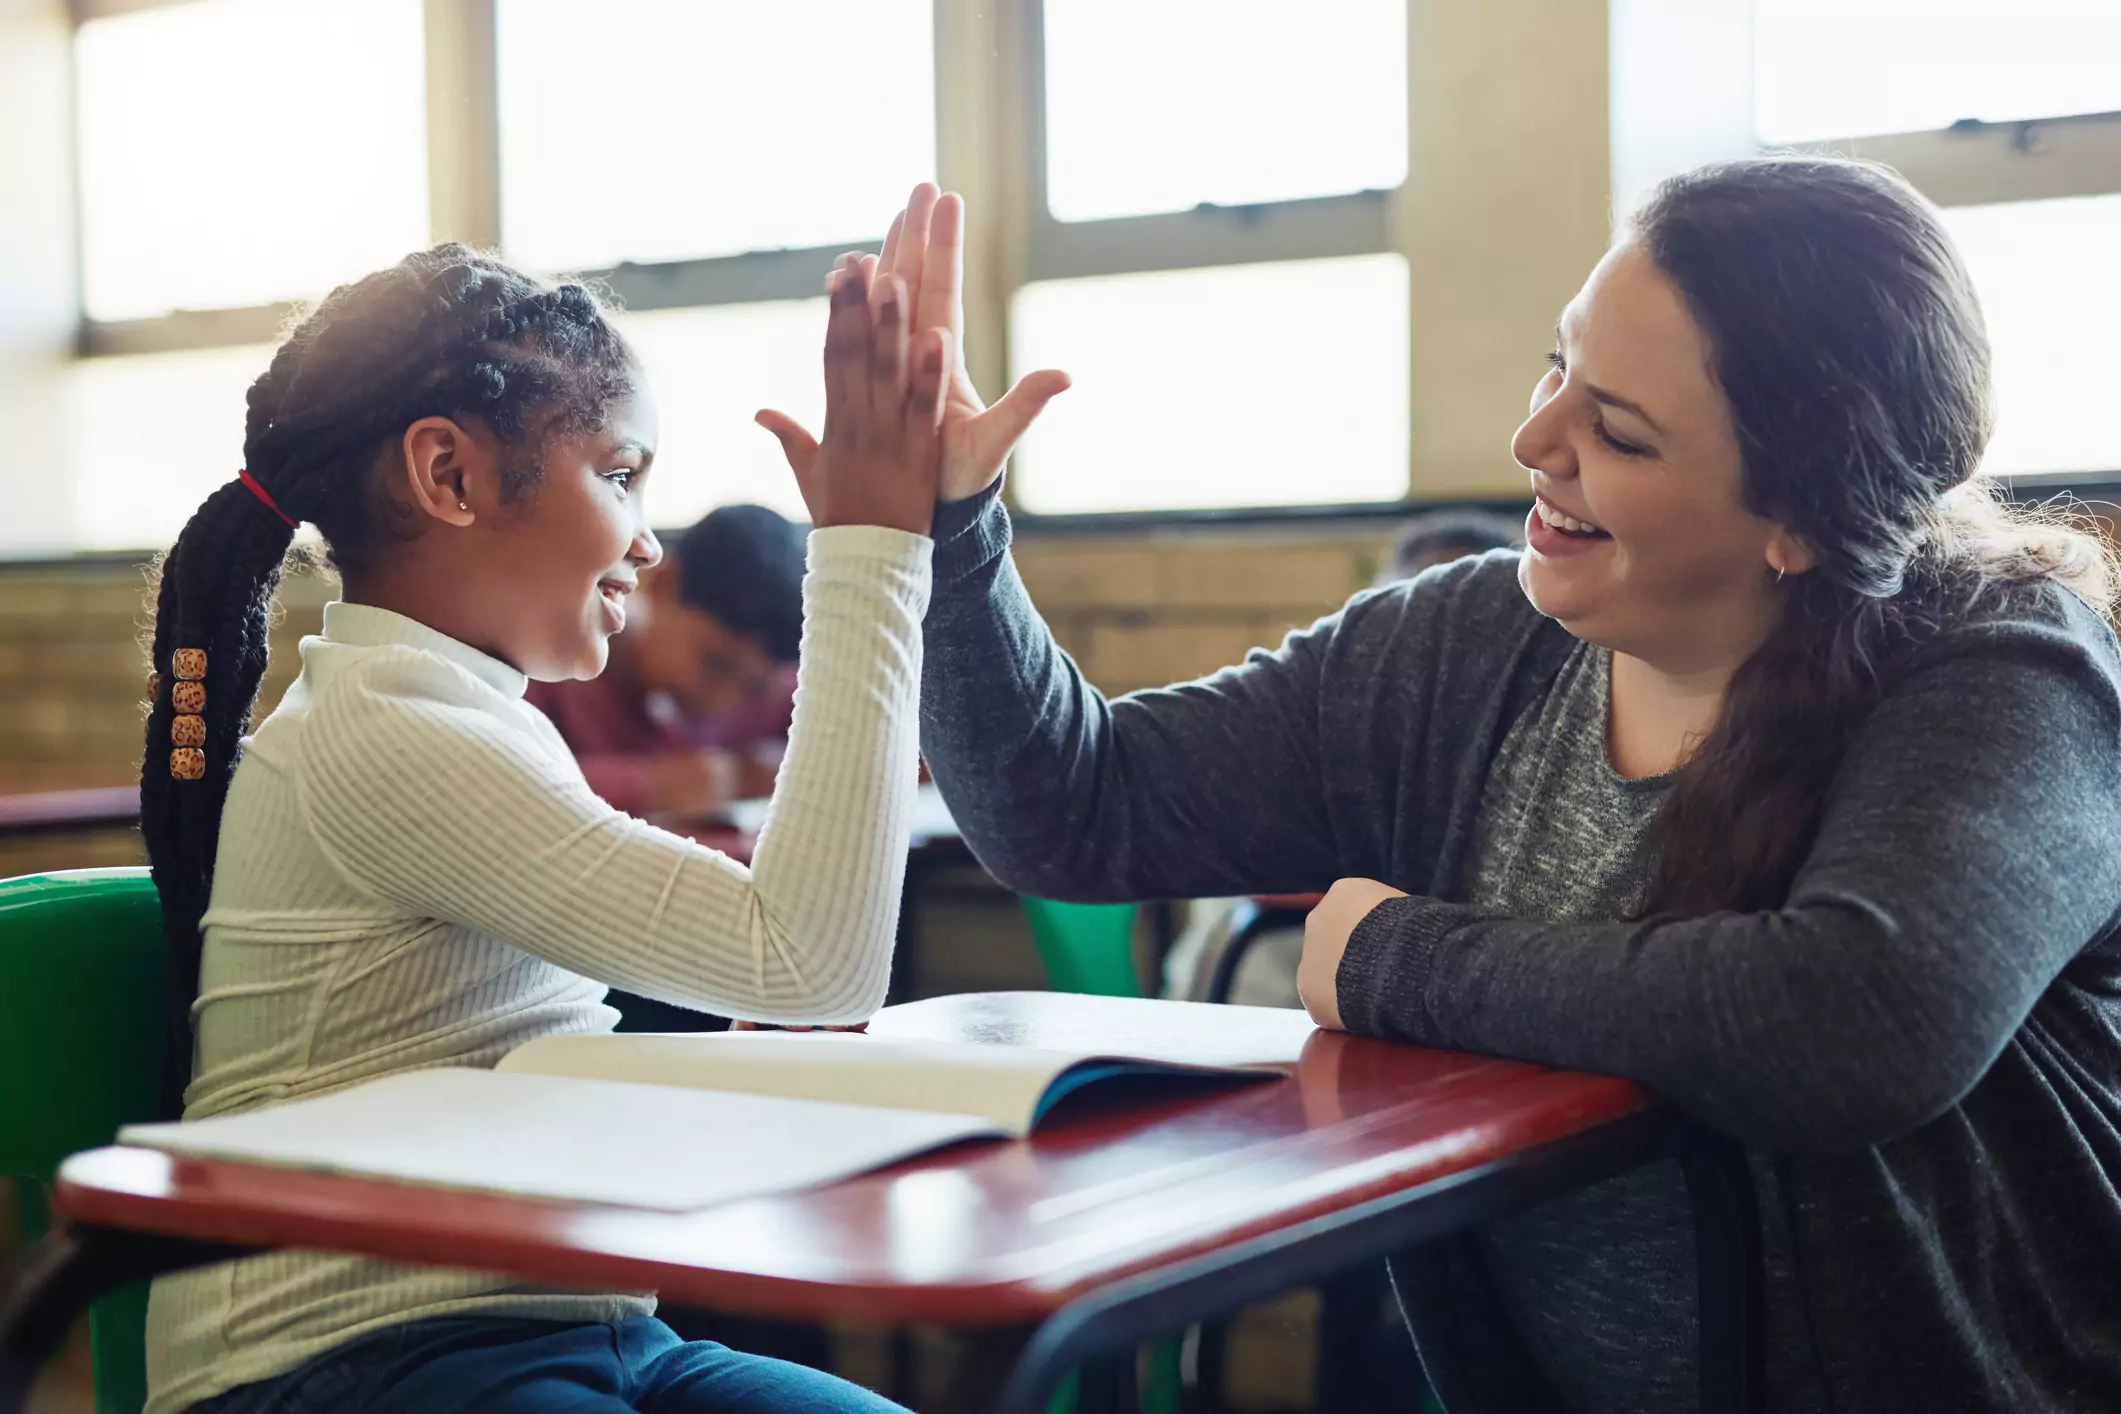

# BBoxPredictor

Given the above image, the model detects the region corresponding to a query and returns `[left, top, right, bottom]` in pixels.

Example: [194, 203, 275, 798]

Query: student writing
[526, 503, 805, 821]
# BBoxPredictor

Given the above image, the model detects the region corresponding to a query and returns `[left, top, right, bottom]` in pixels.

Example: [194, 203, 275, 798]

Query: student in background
[1376, 507, 1524, 586]
[843, 166, 2121, 1413]
[526, 503, 803, 820]
[132, 245, 999, 1414]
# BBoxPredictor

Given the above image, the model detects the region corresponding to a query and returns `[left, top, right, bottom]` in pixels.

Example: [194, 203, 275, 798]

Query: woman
[844, 163, 2121, 1411]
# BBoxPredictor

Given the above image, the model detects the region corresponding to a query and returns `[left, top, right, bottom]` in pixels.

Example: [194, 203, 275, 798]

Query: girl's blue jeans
[194, 1314, 909, 1414]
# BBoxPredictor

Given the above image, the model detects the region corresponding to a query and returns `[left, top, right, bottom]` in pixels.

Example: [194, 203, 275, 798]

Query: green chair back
[0, 866, 166, 1414]
[1020, 898, 1142, 998]
[1020, 897, 1184, 1414]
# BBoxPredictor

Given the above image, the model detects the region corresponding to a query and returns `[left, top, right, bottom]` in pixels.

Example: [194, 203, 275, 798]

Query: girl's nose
[630, 525, 663, 571]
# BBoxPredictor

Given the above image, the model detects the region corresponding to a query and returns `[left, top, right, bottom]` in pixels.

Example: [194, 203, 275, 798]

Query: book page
[499, 1031, 1095, 1135]
[120, 1068, 1000, 1212]
[870, 993, 1320, 1071]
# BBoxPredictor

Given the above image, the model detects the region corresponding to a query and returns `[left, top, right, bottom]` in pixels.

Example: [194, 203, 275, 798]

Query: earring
[458, 499, 470, 512]
[1771, 561, 1787, 585]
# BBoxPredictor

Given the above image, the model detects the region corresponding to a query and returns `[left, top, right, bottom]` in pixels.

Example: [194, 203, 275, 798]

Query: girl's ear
[398, 417, 489, 528]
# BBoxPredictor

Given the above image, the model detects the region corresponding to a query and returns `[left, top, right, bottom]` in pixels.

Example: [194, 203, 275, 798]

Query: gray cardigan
[919, 486, 2121, 1413]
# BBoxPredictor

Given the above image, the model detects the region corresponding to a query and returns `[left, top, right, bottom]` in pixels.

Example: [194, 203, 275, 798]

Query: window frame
[990, 0, 1413, 520]
[66, 0, 1422, 526]
[61, 0, 2121, 533]
[1782, 93, 2121, 487]
[68, 0, 911, 358]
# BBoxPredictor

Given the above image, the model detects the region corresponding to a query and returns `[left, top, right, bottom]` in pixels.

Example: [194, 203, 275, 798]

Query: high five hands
[758, 183, 1072, 517]
[769, 252, 948, 536]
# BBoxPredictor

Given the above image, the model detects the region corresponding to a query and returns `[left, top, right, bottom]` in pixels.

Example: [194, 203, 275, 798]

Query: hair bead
[172, 647, 208, 680]
[172, 680, 206, 714]
[146, 671, 160, 700]
[170, 714, 206, 748]
[170, 748, 206, 781]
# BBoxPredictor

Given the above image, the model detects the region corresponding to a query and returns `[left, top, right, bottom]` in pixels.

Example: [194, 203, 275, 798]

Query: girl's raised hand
[764, 185, 1070, 507]
[759, 258, 950, 536]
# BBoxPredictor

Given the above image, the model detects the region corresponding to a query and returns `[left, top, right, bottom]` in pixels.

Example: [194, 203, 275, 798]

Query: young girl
[873, 163, 2121, 1412]
[139, 244, 958, 1413]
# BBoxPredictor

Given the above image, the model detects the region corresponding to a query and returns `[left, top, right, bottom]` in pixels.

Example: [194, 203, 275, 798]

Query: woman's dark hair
[674, 504, 807, 663]
[140, 245, 635, 1115]
[1631, 157, 2113, 917]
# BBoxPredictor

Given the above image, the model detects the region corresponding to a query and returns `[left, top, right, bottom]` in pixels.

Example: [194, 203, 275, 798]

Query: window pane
[1945, 195, 2121, 478]
[1009, 255, 1409, 514]
[1044, 0, 1406, 223]
[1755, 0, 2121, 142]
[61, 345, 273, 552]
[53, 300, 837, 551]
[75, 0, 428, 321]
[614, 301, 826, 528]
[498, 0, 933, 272]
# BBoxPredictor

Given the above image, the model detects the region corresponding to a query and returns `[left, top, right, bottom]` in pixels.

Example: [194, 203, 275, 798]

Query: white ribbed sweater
[143, 527, 932, 1414]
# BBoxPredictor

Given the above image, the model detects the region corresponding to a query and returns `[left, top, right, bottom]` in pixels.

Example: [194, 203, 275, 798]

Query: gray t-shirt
[1462, 641, 1831, 1414]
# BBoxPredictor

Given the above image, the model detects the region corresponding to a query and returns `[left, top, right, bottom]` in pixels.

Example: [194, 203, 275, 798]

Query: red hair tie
[237, 469, 297, 528]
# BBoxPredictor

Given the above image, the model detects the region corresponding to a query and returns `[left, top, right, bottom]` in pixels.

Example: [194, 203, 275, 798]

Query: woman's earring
[458, 499, 470, 512]
[1771, 561, 1787, 585]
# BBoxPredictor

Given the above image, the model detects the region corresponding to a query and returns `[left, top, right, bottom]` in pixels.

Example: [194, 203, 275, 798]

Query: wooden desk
[0, 993, 1759, 1413]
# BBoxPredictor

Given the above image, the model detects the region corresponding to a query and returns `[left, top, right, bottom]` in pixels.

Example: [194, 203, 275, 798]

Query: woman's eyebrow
[612, 438, 654, 466]
[1585, 384, 1664, 436]
[1556, 318, 1667, 436]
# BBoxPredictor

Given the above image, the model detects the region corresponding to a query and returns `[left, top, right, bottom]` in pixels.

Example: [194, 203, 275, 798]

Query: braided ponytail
[140, 245, 635, 1116]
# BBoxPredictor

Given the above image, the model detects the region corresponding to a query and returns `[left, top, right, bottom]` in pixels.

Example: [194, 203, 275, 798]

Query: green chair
[1018, 898, 1183, 1414]
[1020, 898, 1144, 999]
[1, 867, 166, 1414]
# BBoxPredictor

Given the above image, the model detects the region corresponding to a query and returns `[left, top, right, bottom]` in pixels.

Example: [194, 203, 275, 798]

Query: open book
[119, 997, 1311, 1212]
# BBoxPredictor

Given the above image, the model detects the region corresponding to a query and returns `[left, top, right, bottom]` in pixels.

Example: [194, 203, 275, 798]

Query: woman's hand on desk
[1298, 878, 1409, 1031]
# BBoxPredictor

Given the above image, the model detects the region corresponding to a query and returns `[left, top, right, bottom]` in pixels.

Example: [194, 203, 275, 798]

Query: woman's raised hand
[762, 257, 950, 536]
[760, 184, 1070, 509]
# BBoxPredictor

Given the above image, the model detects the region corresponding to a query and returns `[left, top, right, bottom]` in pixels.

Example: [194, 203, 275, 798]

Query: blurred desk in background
[0, 788, 139, 836]
[678, 784, 974, 1007]
[0, 787, 144, 879]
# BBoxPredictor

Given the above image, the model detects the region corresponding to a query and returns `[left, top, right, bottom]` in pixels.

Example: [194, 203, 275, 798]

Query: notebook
[118, 1000, 1310, 1212]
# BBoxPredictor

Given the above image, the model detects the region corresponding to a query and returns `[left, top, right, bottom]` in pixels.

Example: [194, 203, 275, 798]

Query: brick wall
[1016, 526, 1389, 696]
[0, 527, 1394, 802]
[0, 559, 336, 873]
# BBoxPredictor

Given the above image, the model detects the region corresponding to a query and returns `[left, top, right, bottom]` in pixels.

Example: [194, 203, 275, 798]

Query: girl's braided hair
[141, 244, 635, 1115]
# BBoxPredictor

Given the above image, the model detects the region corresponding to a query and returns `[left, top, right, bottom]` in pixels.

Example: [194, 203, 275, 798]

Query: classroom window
[74, 0, 429, 322]
[609, 301, 826, 527]
[1948, 194, 2121, 477]
[1042, 0, 1407, 223]
[1741, 0, 2121, 479]
[1008, 254, 1411, 515]
[59, 345, 275, 553]
[495, 0, 934, 274]
[1754, 0, 2121, 143]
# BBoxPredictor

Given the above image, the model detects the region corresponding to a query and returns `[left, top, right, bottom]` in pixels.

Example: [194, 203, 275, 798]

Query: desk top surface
[55, 992, 1649, 1326]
